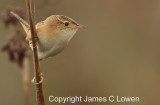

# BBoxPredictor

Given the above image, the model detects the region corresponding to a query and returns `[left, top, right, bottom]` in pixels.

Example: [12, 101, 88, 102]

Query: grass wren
[10, 12, 85, 60]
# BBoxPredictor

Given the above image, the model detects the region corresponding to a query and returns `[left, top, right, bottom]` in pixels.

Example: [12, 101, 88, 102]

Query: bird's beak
[77, 24, 86, 29]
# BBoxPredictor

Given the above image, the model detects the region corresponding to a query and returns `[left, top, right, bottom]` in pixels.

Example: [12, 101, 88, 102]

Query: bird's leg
[29, 36, 39, 48]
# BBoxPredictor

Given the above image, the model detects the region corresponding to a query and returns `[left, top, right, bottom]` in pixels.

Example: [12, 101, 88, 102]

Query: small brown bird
[10, 12, 85, 60]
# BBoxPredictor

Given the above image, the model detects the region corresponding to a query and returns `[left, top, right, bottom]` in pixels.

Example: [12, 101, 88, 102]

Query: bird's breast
[36, 29, 77, 59]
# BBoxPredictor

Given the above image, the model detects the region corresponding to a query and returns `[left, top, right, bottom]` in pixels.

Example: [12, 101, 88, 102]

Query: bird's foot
[29, 36, 39, 48]
[31, 75, 43, 85]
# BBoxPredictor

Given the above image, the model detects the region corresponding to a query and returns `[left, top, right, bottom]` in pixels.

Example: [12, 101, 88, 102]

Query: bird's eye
[64, 22, 69, 26]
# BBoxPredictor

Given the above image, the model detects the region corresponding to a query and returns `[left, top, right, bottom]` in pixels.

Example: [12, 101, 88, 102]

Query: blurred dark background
[0, 0, 160, 105]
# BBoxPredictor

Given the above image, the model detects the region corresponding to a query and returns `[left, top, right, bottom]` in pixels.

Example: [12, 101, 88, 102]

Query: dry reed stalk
[25, 0, 45, 105]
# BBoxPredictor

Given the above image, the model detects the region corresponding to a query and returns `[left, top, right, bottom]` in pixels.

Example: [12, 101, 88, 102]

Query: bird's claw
[31, 76, 43, 85]
[29, 36, 39, 48]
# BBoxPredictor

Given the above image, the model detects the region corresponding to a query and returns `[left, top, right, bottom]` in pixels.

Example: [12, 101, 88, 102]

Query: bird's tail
[10, 11, 30, 34]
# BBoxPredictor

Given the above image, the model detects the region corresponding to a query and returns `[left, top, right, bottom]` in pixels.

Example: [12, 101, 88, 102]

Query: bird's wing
[36, 21, 45, 28]
[10, 11, 30, 34]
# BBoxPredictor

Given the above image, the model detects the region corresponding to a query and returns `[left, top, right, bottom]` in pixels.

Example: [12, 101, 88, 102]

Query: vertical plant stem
[25, 0, 45, 105]
[21, 56, 29, 105]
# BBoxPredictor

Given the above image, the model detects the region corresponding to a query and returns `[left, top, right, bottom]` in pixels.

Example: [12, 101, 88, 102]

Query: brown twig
[25, 0, 45, 105]
[21, 57, 29, 105]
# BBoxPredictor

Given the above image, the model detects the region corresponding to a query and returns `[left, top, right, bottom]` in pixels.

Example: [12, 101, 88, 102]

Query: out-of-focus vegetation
[0, 0, 160, 105]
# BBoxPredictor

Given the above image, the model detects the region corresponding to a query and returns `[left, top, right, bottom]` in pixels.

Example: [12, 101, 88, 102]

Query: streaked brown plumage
[10, 11, 85, 60]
